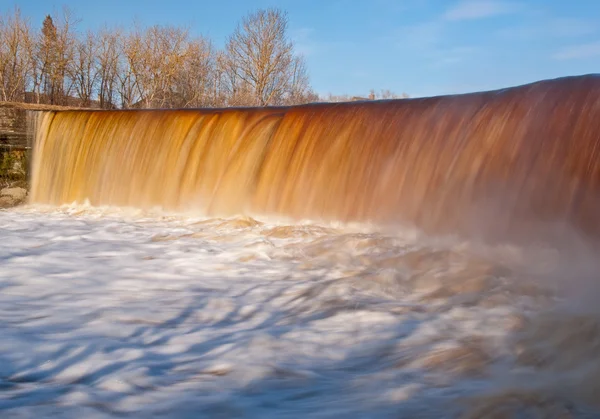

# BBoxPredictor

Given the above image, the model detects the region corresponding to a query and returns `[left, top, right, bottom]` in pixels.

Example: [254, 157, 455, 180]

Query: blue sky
[5, 0, 600, 97]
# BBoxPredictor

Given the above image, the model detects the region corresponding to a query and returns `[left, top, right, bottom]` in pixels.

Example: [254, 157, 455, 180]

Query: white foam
[0, 205, 596, 417]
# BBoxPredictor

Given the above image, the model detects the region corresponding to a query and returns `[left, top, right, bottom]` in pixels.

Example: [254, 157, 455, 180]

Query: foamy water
[1, 205, 599, 418]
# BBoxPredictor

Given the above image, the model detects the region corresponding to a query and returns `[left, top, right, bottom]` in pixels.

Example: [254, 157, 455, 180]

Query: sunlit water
[1, 205, 600, 418]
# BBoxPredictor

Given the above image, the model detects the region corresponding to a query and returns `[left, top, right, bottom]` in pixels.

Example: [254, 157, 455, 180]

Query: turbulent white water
[1, 205, 600, 418]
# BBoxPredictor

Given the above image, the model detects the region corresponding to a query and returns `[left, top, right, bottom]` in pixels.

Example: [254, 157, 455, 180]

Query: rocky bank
[0, 186, 28, 208]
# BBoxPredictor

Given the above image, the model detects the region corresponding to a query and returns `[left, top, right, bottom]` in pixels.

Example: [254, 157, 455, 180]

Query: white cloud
[552, 41, 600, 60]
[443, 0, 519, 21]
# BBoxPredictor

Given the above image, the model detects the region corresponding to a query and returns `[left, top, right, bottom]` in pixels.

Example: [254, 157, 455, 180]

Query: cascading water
[29, 74, 600, 243]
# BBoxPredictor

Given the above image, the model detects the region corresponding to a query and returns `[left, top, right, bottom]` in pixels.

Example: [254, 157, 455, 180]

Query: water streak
[29, 74, 600, 242]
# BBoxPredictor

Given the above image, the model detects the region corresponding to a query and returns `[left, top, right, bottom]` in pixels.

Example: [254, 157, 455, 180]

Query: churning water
[1, 204, 600, 418]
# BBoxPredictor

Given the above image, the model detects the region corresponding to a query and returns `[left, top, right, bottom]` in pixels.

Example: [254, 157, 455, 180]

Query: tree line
[0, 6, 408, 109]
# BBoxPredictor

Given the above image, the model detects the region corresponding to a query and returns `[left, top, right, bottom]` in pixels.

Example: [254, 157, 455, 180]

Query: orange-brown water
[29, 74, 600, 242]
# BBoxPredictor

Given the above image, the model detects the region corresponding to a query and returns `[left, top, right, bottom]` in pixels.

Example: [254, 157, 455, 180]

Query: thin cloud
[290, 27, 317, 57]
[390, 20, 444, 49]
[553, 41, 600, 60]
[431, 46, 478, 67]
[498, 17, 596, 40]
[443, 0, 519, 21]
[388, 22, 477, 67]
[290, 27, 353, 58]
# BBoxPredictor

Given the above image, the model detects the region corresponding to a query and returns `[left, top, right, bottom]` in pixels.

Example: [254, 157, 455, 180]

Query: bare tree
[378, 89, 409, 99]
[33, 7, 78, 105]
[211, 51, 229, 107]
[283, 56, 318, 104]
[0, 6, 341, 109]
[53, 8, 78, 104]
[225, 8, 303, 106]
[0, 7, 33, 102]
[322, 90, 410, 103]
[96, 27, 120, 109]
[146, 25, 190, 108]
[323, 93, 352, 102]
[220, 50, 255, 106]
[171, 36, 215, 108]
[117, 27, 143, 108]
[69, 29, 98, 106]
[118, 24, 192, 108]
[219, 50, 249, 106]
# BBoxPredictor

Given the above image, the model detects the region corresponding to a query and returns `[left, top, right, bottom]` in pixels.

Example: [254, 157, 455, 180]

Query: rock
[1, 187, 27, 202]
[0, 196, 15, 208]
[0, 187, 28, 207]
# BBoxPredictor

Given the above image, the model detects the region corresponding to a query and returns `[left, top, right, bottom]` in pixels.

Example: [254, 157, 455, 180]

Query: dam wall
[0, 102, 78, 184]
